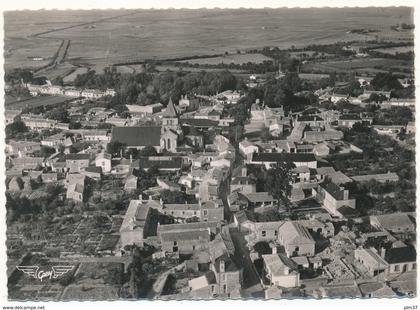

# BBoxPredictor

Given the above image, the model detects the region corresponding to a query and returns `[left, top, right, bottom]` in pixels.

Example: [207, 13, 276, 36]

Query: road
[229, 227, 263, 296]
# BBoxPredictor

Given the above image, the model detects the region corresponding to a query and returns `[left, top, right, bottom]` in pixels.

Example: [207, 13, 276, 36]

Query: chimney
[220, 260, 225, 273]
[380, 247, 386, 258]
[272, 245, 277, 255]
[130, 154, 133, 164]
[343, 189, 349, 200]
[241, 167, 247, 177]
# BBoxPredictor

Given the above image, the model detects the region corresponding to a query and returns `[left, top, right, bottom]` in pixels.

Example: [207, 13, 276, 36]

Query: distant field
[373, 46, 414, 55]
[4, 8, 413, 73]
[178, 53, 272, 65]
[5, 95, 74, 110]
[63, 67, 89, 83]
[155, 65, 245, 74]
[302, 57, 411, 75]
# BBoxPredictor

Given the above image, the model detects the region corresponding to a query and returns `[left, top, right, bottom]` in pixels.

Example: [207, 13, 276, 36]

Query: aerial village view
[3, 7, 416, 300]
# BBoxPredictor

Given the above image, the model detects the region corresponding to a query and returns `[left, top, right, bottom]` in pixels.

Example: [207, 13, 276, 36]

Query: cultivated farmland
[177, 53, 272, 65]
[4, 7, 413, 73]
[5, 95, 76, 110]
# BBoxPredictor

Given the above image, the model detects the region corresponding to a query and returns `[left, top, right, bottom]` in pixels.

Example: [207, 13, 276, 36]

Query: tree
[107, 141, 126, 156]
[36, 146, 56, 158]
[138, 146, 158, 157]
[370, 72, 403, 91]
[265, 162, 294, 202]
[160, 190, 187, 204]
[6, 120, 28, 139]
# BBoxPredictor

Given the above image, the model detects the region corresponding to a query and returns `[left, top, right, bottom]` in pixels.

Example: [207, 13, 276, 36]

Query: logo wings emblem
[52, 266, 74, 278]
[16, 266, 39, 279]
[16, 265, 74, 280]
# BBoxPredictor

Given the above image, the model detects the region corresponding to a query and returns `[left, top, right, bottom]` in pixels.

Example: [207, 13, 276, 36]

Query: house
[338, 114, 362, 128]
[233, 210, 256, 232]
[207, 234, 243, 296]
[157, 221, 221, 238]
[252, 221, 284, 243]
[65, 153, 91, 173]
[231, 175, 256, 195]
[138, 156, 183, 172]
[313, 182, 356, 217]
[358, 282, 397, 298]
[316, 167, 352, 184]
[65, 173, 86, 188]
[240, 192, 276, 209]
[354, 248, 389, 279]
[83, 130, 109, 142]
[406, 121, 415, 134]
[303, 129, 343, 143]
[124, 174, 138, 191]
[6, 141, 41, 157]
[12, 157, 44, 171]
[95, 152, 112, 173]
[41, 172, 58, 183]
[160, 229, 211, 254]
[5, 109, 21, 124]
[119, 200, 153, 247]
[384, 246, 417, 274]
[66, 182, 85, 202]
[189, 272, 219, 298]
[126, 103, 163, 116]
[8, 176, 24, 191]
[41, 133, 67, 148]
[251, 153, 317, 169]
[179, 95, 199, 110]
[262, 254, 300, 288]
[295, 115, 325, 127]
[330, 93, 349, 103]
[278, 222, 316, 257]
[81, 166, 102, 179]
[239, 140, 259, 162]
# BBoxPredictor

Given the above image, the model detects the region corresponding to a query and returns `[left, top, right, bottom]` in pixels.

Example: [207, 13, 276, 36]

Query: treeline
[172, 60, 278, 74]
[73, 68, 240, 107]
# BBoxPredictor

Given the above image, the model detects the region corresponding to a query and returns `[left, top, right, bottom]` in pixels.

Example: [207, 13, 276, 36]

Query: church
[111, 98, 183, 153]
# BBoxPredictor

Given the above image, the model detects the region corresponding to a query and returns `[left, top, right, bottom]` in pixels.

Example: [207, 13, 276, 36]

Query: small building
[65, 153, 91, 173]
[120, 200, 153, 247]
[313, 182, 356, 217]
[278, 222, 316, 257]
[262, 254, 300, 288]
[95, 152, 112, 173]
[66, 182, 84, 202]
[354, 248, 389, 278]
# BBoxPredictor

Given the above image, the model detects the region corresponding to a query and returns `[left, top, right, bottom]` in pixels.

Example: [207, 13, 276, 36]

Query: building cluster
[6, 80, 415, 299]
[26, 83, 116, 99]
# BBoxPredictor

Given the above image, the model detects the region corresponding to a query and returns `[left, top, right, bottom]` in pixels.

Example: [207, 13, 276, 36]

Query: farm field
[4, 7, 413, 73]
[155, 65, 246, 74]
[62, 67, 89, 83]
[4, 37, 62, 70]
[5, 95, 76, 110]
[301, 57, 412, 75]
[373, 45, 414, 55]
[177, 53, 272, 65]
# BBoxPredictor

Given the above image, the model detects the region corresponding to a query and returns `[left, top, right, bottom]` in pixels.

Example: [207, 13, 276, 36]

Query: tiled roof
[111, 126, 161, 147]
[138, 156, 183, 169]
[252, 152, 316, 163]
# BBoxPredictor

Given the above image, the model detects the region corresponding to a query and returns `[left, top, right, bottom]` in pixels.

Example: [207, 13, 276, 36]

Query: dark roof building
[251, 153, 317, 167]
[111, 126, 161, 148]
[138, 156, 183, 171]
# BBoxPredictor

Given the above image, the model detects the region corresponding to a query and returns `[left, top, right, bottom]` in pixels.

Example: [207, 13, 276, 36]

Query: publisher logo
[16, 266, 74, 282]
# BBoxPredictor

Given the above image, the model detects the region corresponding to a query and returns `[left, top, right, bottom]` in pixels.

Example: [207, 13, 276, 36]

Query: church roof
[163, 98, 178, 118]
